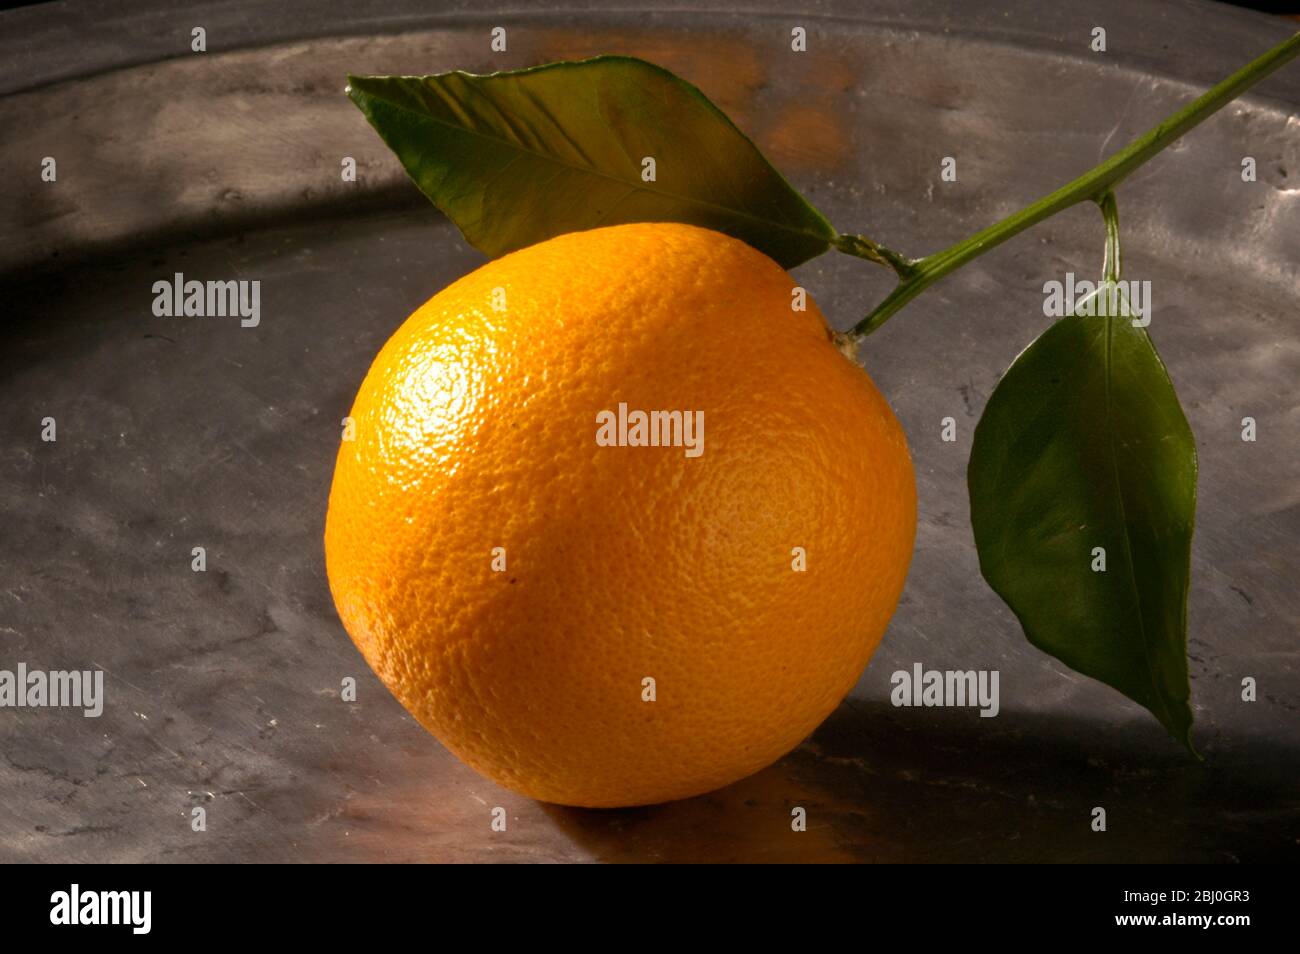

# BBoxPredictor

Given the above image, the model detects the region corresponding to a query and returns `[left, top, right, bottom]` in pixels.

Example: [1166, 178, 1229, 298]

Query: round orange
[325, 222, 916, 807]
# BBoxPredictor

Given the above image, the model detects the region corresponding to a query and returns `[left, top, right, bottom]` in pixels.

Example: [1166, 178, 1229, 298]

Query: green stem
[832, 233, 918, 279]
[843, 31, 1300, 337]
[1099, 192, 1121, 284]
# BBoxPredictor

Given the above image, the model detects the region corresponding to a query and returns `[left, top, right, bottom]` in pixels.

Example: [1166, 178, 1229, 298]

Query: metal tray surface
[0, 0, 1297, 862]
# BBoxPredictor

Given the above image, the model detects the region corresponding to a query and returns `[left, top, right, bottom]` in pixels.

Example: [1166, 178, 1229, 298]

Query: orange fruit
[325, 222, 916, 807]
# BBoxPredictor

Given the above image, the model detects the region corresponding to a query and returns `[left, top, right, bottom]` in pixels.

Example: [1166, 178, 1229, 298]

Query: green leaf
[346, 56, 837, 268]
[967, 285, 1198, 751]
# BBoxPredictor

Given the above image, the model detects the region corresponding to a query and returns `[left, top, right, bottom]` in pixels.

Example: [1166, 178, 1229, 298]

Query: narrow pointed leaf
[346, 56, 837, 267]
[968, 288, 1198, 750]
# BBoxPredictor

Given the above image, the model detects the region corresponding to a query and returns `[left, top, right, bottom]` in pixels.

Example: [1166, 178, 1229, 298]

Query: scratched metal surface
[1, 0, 1297, 863]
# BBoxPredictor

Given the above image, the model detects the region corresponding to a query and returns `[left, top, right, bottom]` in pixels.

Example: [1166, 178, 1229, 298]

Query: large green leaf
[968, 286, 1198, 751]
[346, 56, 837, 268]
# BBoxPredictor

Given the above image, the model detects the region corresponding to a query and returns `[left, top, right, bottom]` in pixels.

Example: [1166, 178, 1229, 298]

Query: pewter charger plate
[1, 0, 1297, 862]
